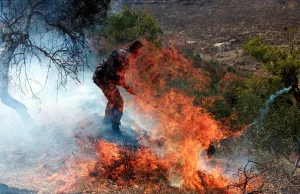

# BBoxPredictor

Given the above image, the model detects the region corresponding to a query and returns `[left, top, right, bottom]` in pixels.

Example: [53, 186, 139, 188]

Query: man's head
[128, 40, 143, 55]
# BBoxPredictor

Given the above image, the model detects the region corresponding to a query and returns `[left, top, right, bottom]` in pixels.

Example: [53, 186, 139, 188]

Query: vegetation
[237, 76, 299, 156]
[240, 34, 300, 156]
[243, 35, 300, 105]
[106, 7, 162, 45]
[0, 0, 110, 127]
[175, 31, 300, 184]
[183, 33, 300, 159]
[0, 1, 299, 193]
[90, 6, 162, 54]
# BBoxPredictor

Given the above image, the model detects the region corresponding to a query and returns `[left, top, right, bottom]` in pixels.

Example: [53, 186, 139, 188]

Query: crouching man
[93, 40, 143, 133]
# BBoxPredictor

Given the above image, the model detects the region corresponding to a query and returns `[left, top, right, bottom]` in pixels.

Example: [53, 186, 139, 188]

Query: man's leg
[111, 107, 123, 131]
[102, 102, 113, 124]
[102, 83, 124, 131]
[93, 76, 114, 124]
[110, 87, 124, 132]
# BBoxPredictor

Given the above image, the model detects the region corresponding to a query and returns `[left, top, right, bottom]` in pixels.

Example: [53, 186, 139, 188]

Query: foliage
[194, 42, 300, 157]
[183, 50, 203, 68]
[235, 76, 284, 124]
[208, 71, 300, 156]
[0, 0, 110, 37]
[229, 34, 300, 157]
[235, 76, 300, 156]
[0, 0, 110, 126]
[63, 0, 110, 33]
[203, 60, 226, 95]
[91, 6, 162, 51]
[106, 7, 162, 45]
[243, 36, 300, 103]
[0, 0, 110, 88]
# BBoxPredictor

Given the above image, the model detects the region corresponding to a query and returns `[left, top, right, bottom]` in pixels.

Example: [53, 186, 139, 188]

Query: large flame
[50, 40, 251, 193]
[122, 40, 231, 190]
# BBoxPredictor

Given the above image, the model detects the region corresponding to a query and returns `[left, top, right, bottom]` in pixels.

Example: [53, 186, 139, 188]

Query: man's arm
[116, 49, 135, 94]
[119, 75, 135, 95]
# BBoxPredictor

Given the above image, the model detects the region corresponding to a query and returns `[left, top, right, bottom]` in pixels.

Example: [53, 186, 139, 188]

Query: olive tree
[0, 0, 110, 128]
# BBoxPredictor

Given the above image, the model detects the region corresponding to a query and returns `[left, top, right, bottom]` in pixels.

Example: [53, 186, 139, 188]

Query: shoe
[112, 122, 122, 133]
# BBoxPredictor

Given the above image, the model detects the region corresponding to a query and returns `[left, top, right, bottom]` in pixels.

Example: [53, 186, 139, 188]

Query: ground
[128, 0, 300, 72]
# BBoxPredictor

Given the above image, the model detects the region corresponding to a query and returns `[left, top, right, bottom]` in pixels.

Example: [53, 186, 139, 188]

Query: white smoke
[255, 86, 292, 130]
[0, 50, 149, 191]
[109, 0, 123, 14]
[0, 55, 105, 191]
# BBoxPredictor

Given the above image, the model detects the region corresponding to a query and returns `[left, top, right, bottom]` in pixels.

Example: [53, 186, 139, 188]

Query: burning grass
[47, 40, 259, 193]
[91, 140, 169, 184]
[49, 138, 228, 193]
[123, 40, 236, 190]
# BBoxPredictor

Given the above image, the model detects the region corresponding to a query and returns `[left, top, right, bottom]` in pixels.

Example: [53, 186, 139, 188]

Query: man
[93, 40, 143, 133]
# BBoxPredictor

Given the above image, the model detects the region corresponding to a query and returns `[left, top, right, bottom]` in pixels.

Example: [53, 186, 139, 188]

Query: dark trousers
[94, 79, 124, 123]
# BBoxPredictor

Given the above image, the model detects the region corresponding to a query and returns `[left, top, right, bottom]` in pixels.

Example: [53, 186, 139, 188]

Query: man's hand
[125, 86, 135, 95]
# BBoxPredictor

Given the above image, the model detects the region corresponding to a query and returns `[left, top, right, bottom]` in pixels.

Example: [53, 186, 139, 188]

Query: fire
[49, 157, 97, 193]
[92, 140, 170, 185]
[95, 140, 120, 165]
[49, 40, 253, 193]
[122, 40, 232, 190]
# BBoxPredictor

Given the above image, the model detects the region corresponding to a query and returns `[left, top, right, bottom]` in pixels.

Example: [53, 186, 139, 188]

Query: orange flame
[122, 40, 232, 190]
[49, 40, 253, 193]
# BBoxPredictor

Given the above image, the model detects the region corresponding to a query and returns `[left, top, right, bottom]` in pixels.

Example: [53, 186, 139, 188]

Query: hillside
[127, 0, 300, 71]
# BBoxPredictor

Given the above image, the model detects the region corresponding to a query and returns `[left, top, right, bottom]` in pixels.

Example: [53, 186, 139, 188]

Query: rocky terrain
[127, 0, 300, 71]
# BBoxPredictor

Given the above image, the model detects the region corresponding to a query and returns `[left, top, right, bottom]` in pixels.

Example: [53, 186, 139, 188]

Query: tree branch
[23, 0, 45, 34]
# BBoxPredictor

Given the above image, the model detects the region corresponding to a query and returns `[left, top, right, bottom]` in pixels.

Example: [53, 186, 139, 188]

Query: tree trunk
[0, 42, 36, 129]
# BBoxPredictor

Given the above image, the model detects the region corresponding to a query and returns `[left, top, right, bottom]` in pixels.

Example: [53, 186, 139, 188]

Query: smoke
[200, 87, 294, 184]
[253, 86, 292, 131]
[0, 45, 151, 191]
[0, 54, 103, 191]
[109, 0, 123, 14]
[237, 86, 293, 159]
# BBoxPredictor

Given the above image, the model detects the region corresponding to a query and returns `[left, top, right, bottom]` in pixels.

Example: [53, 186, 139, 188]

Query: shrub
[105, 7, 162, 47]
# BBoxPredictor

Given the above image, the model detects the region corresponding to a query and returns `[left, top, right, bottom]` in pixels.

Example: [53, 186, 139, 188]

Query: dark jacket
[93, 48, 130, 87]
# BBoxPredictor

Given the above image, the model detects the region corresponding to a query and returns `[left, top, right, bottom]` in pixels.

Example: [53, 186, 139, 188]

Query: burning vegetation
[8, 36, 296, 194]
[46, 40, 251, 194]
[1, 1, 300, 194]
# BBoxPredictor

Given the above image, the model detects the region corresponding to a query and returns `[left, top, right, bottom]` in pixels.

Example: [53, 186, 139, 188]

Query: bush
[105, 7, 162, 47]
[243, 36, 300, 104]
[236, 76, 300, 156]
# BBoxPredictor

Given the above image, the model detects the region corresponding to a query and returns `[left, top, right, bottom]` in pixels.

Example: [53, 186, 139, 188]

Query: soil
[127, 0, 300, 72]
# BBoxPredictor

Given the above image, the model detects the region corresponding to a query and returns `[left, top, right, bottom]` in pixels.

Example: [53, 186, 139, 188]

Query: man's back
[94, 49, 130, 85]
